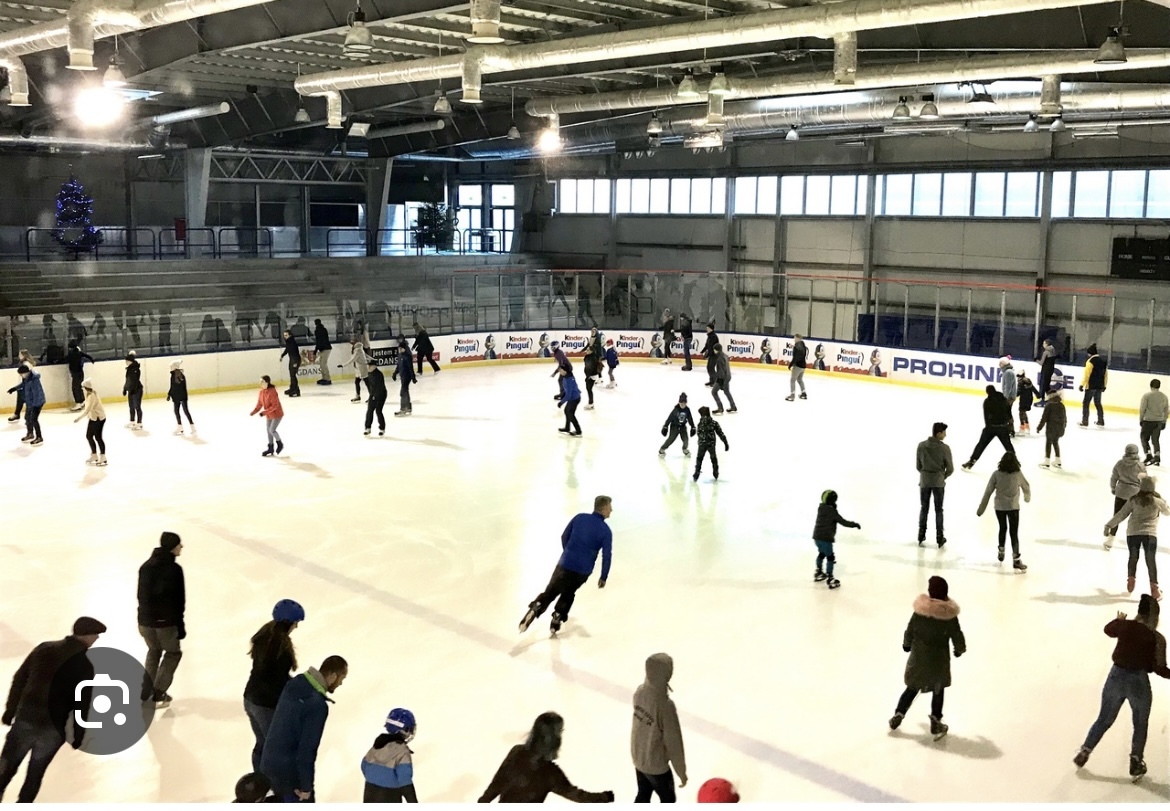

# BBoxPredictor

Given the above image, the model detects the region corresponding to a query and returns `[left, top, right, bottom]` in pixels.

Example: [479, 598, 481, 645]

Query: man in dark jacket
[701, 323, 718, 386]
[280, 331, 301, 397]
[138, 532, 185, 707]
[786, 335, 808, 402]
[0, 617, 106, 802]
[14, 365, 46, 445]
[961, 386, 1016, 470]
[65, 341, 94, 411]
[313, 319, 332, 386]
[679, 314, 694, 371]
[412, 322, 440, 376]
[1036, 338, 1057, 397]
[261, 656, 348, 802]
[363, 358, 388, 436]
[710, 344, 736, 414]
[1079, 343, 1108, 427]
[392, 339, 417, 417]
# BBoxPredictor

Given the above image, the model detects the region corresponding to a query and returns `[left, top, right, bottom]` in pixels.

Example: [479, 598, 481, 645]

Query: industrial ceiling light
[707, 71, 730, 97]
[706, 94, 725, 128]
[918, 94, 939, 120]
[344, 1, 374, 56]
[1094, 26, 1126, 65]
[537, 127, 561, 154]
[75, 85, 126, 128]
[892, 97, 911, 121]
[1049, 115, 1067, 133]
[785, 125, 799, 141]
[507, 123, 521, 139]
[294, 103, 310, 124]
[646, 113, 662, 135]
[966, 83, 994, 107]
[433, 92, 452, 114]
[676, 72, 701, 101]
[104, 38, 127, 88]
[1023, 114, 1039, 133]
[348, 121, 371, 137]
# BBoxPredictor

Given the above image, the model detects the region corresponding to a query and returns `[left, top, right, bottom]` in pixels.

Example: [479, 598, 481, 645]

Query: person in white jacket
[339, 339, 371, 404]
[1106, 445, 1148, 551]
[976, 452, 1030, 571]
[631, 653, 687, 803]
[1105, 477, 1169, 600]
[72, 378, 107, 466]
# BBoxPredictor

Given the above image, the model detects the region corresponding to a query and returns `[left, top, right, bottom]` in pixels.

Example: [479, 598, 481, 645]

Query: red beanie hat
[697, 778, 739, 803]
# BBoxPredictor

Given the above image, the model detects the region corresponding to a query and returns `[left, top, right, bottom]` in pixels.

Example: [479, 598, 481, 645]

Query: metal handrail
[325, 228, 368, 257]
[159, 227, 217, 259]
[217, 227, 274, 259]
[462, 227, 509, 254]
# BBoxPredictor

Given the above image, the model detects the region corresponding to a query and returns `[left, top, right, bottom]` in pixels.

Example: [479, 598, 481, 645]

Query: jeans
[399, 381, 412, 412]
[287, 361, 301, 395]
[531, 565, 590, 620]
[660, 424, 689, 453]
[995, 510, 1020, 557]
[1126, 535, 1158, 585]
[86, 419, 106, 453]
[815, 540, 836, 577]
[896, 686, 945, 719]
[712, 380, 736, 411]
[562, 399, 581, 433]
[266, 417, 283, 446]
[71, 370, 83, 404]
[695, 443, 719, 477]
[12, 388, 23, 418]
[634, 770, 676, 803]
[24, 405, 42, 439]
[969, 426, 1014, 463]
[1082, 664, 1152, 759]
[172, 400, 193, 425]
[244, 698, 276, 774]
[365, 397, 386, 431]
[1082, 388, 1104, 423]
[140, 624, 183, 697]
[127, 390, 143, 423]
[416, 351, 440, 374]
[682, 341, 692, 370]
[1140, 420, 1163, 456]
[918, 487, 945, 541]
[316, 349, 331, 381]
[1107, 497, 1126, 537]
[0, 720, 65, 802]
[790, 367, 806, 395]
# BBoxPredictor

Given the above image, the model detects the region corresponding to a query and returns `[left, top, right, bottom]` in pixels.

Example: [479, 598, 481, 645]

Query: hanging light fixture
[1094, 26, 1126, 65]
[966, 83, 994, 107]
[785, 125, 799, 141]
[676, 72, 701, 101]
[1049, 115, 1067, 133]
[892, 97, 911, 121]
[707, 70, 729, 97]
[507, 88, 520, 138]
[646, 113, 663, 135]
[433, 92, 452, 114]
[103, 37, 127, 88]
[1022, 114, 1039, 133]
[918, 94, 939, 120]
[293, 64, 310, 123]
[344, 0, 374, 56]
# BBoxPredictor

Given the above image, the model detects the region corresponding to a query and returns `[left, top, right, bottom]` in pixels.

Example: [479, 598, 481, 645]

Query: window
[576, 180, 593, 214]
[1051, 171, 1071, 218]
[1108, 170, 1146, 218]
[883, 174, 912, 216]
[804, 176, 830, 215]
[615, 178, 632, 214]
[734, 176, 758, 214]
[491, 185, 515, 207]
[941, 173, 972, 216]
[649, 178, 670, 213]
[631, 178, 651, 214]
[559, 179, 577, 214]
[556, 179, 610, 214]
[711, 178, 726, 214]
[912, 173, 942, 217]
[1003, 172, 1039, 217]
[457, 185, 483, 207]
[594, 180, 610, 214]
[1147, 170, 1170, 218]
[855, 176, 869, 215]
[757, 176, 778, 215]
[670, 178, 691, 213]
[779, 176, 804, 215]
[830, 175, 858, 215]
[973, 173, 1005, 217]
[1072, 171, 1108, 218]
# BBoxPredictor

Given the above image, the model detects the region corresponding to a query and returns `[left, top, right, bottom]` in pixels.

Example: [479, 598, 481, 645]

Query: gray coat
[916, 437, 954, 489]
[1000, 365, 1017, 400]
[977, 470, 1031, 513]
[713, 352, 731, 383]
[903, 595, 966, 691]
[1140, 389, 1170, 423]
[343, 343, 370, 377]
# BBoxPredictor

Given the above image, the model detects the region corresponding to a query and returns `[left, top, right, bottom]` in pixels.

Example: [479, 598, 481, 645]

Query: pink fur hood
[912, 594, 960, 620]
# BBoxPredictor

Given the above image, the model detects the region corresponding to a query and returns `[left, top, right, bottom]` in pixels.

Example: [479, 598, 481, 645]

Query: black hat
[928, 576, 948, 601]
[1138, 594, 1160, 619]
[1087, 343, 1098, 355]
[160, 531, 182, 551]
[679, 393, 687, 402]
[72, 617, 107, 636]
[17, 364, 29, 375]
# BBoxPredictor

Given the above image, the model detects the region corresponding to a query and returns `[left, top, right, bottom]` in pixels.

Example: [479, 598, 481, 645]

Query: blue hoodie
[558, 512, 612, 580]
[18, 371, 45, 408]
[560, 375, 581, 403]
[260, 669, 332, 795]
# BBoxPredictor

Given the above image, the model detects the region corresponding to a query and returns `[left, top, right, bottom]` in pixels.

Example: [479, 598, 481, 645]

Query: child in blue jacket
[604, 339, 620, 388]
[557, 368, 582, 436]
[361, 708, 418, 802]
[812, 489, 861, 590]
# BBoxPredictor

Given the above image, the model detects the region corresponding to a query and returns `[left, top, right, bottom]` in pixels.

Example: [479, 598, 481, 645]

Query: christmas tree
[50, 175, 103, 255]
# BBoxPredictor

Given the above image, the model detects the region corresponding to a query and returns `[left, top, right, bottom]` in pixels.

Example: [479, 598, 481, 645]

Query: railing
[25, 227, 157, 262]
[324, 228, 368, 257]
[217, 227, 274, 259]
[463, 228, 509, 254]
[159, 227, 218, 259]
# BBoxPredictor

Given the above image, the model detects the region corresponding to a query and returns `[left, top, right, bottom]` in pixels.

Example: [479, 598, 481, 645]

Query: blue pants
[815, 540, 836, 577]
[1082, 664, 1152, 759]
[244, 698, 276, 774]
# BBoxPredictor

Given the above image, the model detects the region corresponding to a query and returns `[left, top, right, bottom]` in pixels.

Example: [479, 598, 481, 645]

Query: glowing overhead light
[537, 127, 561, 153]
[892, 97, 911, 121]
[294, 103, 310, 124]
[707, 71, 729, 97]
[918, 94, 939, 120]
[344, 2, 374, 56]
[74, 85, 126, 128]
[1049, 115, 1067, 133]
[646, 113, 662, 135]
[785, 125, 799, 141]
[348, 121, 370, 137]
[1094, 27, 1126, 65]
[1023, 114, 1039, 133]
[507, 123, 520, 139]
[433, 92, 452, 114]
[103, 60, 126, 88]
[676, 72, 701, 101]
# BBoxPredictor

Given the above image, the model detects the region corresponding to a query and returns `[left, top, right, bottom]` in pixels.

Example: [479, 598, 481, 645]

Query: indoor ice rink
[1, 361, 1166, 803]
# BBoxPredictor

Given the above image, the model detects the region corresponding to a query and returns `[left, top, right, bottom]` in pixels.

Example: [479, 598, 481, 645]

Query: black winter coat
[314, 323, 332, 352]
[394, 350, 416, 384]
[1085, 355, 1108, 390]
[281, 336, 301, 363]
[701, 330, 718, 357]
[812, 502, 858, 543]
[413, 329, 434, 356]
[680, 316, 693, 342]
[137, 547, 186, 630]
[123, 360, 143, 395]
[791, 342, 808, 369]
[168, 370, 188, 402]
[244, 633, 296, 709]
[65, 347, 93, 374]
[662, 317, 675, 342]
[1018, 377, 1036, 411]
[903, 595, 966, 690]
[982, 392, 1012, 428]
[3, 636, 94, 742]
[366, 368, 387, 401]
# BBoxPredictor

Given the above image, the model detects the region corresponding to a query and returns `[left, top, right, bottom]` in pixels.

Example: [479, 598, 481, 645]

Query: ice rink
[1, 359, 1167, 803]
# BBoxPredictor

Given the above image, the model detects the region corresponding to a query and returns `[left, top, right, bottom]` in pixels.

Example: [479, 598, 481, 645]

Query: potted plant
[413, 202, 458, 252]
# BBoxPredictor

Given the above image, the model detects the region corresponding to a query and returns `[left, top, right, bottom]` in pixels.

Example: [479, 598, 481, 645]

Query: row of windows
[553, 169, 1170, 220]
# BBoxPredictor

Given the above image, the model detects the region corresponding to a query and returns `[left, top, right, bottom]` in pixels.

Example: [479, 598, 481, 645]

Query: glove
[955, 650, 964, 658]
[1078, 385, 1083, 392]
[166, 395, 171, 402]
[661, 427, 668, 437]
[71, 735, 84, 750]
[1103, 525, 1112, 537]
[724, 443, 730, 451]
[854, 523, 862, 530]
[976, 508, 984, 517]
[601, 792, 615, 803]
[177, 622, 187, 641]
[1, 711, 13, 726]
[392, 373, 398, 381]
[903, 646, 911, 653]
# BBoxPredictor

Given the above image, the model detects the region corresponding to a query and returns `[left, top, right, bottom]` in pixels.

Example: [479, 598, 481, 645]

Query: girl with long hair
[479, 713, 613, 803]
[243, 600, 304, 773]
[250, 375, 285, 457]
[976, 452, 1031, 571]
[167, 361, 196, 436]
[73, 378, 107, 466]
[1105, 477, 1168, 600]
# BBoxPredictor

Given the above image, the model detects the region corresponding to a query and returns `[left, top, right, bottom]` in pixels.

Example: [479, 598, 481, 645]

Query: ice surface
[0, 362, 1166, 803]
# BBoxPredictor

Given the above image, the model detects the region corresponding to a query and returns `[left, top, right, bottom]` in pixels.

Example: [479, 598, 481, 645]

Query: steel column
[965, 290, 972, 354]
[1149, 298, 1156, 371]
[903, 286, 909, 349]
[998, 290, 1007, 357]
[1107, 297, 1116, 364]
[933, 287, 941, 350]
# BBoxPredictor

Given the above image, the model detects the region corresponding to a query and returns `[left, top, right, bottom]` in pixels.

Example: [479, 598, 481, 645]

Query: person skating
[660, 309, 675, 365]
[0, 617, 106, 802]
[392, 339, 417, 417]
[244, 600, 304, 774]
[73, 378, 107, 466]
[250, 375, 285, 457]
[604, 340, 620, 388]
[167, 361, 195, 436]
[916, 423, 953, 547]
[700, 323, 718, 386]
[1037, 389, 1067, 469]
[557, 368, 583, 437]
[631, 653, 687, 803]
[361, 708, 419, 802]
[479, 712, 614, 803]
[583, 327, 604, 410]
[412, 322, 440, 376]
[1105, 477, 1167, 600]
[659, 393, 696, 458]
[1079, 343, 1108, 427]
[1036, 337, 1057, 397]
[13, 364, 45, 446]
[786, 335, 808, 401]
[679, 313, 694, 371]
[519, 496, 613, 636]
[364, 358, 388, 434]
[1017, 370, 1036, 433]
[1106, 445, 1148, 551]
[138, 531, 186, 708]
[6, 351, 35, 424]
[975, 452, 1030, 571]
[888, 576, 966, 741]
[1072, 596, 1169, 781]
[260, 656, 349, 803]
[999, 357, 1017, 434]
[692, 406, 729, 482]
[64, 340, 93, 411]
[709, 344, 736, 414]
[961, 385, 1015, 469]
[551, 341, 572, 400]
[123, 351, 144, 430]
[1139, 379, 1168, 466]
[280, 330, 302, 398]
[341, 338, 372, 403]
[812, 490, 861, 589]
[314, 319, 332, 386]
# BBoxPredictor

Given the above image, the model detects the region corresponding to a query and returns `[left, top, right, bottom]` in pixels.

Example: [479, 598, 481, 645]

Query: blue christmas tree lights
[50, 175, 103, 255]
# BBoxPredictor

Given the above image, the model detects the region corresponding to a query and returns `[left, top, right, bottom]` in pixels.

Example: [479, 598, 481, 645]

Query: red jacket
[251, 386, 284, 419]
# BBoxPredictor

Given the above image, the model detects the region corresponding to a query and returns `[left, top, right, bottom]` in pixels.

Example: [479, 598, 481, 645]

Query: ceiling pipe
[0, 58, 31, 106]
[524, 48, 1170, 118]
[295, 0, 1116, 98]
[468, 0, 504, 44]
[145, 101, 231, 126]
[462, 53, 484, 104]
[367, 119, 446, 139]
[0, 134, 161, 151]
[1040, 73, 1062, 114]
[324, 91, 344, 129]
[834, 32, 857, 85]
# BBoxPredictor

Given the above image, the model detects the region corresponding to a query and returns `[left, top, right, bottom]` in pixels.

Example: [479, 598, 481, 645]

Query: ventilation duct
[1040, 74, 1062, 114]
[295, 0, 1116, 98]
[366, 119, 446, 139]
[0, 133, 162, 151]
[0, 58, 31, 106]
[462, 54, 484, 104]
[324, 91, 344, 129]
[834, 32, 857, 85]
[146, 101, 231, 126]
[468, 0, 503, 44]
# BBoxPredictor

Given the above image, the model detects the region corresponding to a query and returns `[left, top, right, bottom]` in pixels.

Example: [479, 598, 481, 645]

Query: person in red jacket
[250, 375, 285, 457]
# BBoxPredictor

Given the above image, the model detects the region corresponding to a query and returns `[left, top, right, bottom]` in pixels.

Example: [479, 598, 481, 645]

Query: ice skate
[189, 425, 196, 436]
[1153, 583, 1162, 601]
[1104, 536, 1114, 550]
[96, 454, 107, 466]
[1154, 455, 1162, 467]
[518, 605, 537, 633]
[1012, 557, 1027, 572]
[728, 408, 737, 413]
[961, 460, 974, 470]
[658, 449, 666, 457]
[692, 471, 699, 482]
[712, 408, 724, 415]
[799, 393, 807, 400]
[604, 382, 614, 389]
[1073, 747, 1090, 768]
[784, 395, 794, 402]
[1039, 458, 1050, 468]
[378, 430, 384, 436]
[584, 404, 594, 410]
[1096, 419, 1104, 427]
[929, 715, 948, 741]
[6, 415, 19, 422]
[1053, 457, 1062, 468]
[351, 397, 361, 403]
[569, 431, 582, 437]
[550, 611, 563, 636]
[937, 537, 947, 548]
[559, 427, 571, 434]
[30, 437, 42, 446]
[827, 577, 841, 589]
[888, 712, 904, 730]
[1145, 453, 1155, 466]
[154, 692, 173, 709]
[86, 453, 98, 466]
[1079, 420, 1088, 428]
[683, 448, 691, 457]
[713, 469, 719, 480]
[814, 570, 828, 582]
[275, 440, 284, 455]
[173, 427, 184, 436]
[69, 404, 82, 412]
[1130, 756, 1146, 781]
[262, 444, 274, 457]
[997, 545, 1005, 562]
[364, 429, 371, 436]
[20, 434, 33, 443]
[1127, 576, 1136, 594]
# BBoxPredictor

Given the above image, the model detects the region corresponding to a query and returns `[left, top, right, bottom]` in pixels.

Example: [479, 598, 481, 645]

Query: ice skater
[413, 321, 440, 376]
[64, 340, 93, 411]
[392, 339, 416, 417]
[137, 531, 185, 709]
[364, 358, 387, 435]
[280, 330, 302, 397]
[812, 490, 861, 589]
[73, 379, 107, 466]
[888, 576, 965, 741]
[679, 312, 694, 371]
[1016, 370, 1036, 433]
[701, 322, 718, 386]
[556, 367, 582, 437]
[12, 364, 44, 446]
[1139, 379, 1168, 466]
[550, 341, 572, 400]
[1106, 445, 1147, 550]
[631, 653, 688, 802]
[660, 309, 675, 365]
[1104, 477, 1167, 599]
[961, 385, 1015, 470]
[709, 344, 736, 414]
[6, 350, 35, 424]
[786, 335, 808, 401]
[659, 393, 695, 457]
[1036, 337, 1057, 396]
[1037, 388, 1067, 469]
[167, 361, 195, 436]
[313, 319, 332, 386]
[250, 375, 285, 457]
[519, 495, 613, 636]
[1079, 343, 1108, 427]
[693, 406, 729, 482]
[975, 452, 1030, 571]
[604, 339, 619, 388]
[479, 712, 614, 803]
[916, 422, 953, 548]
[244, 599, 304, 774]
[340, 337, 371, 403]
[123, 351, 144, 430]
[1072, 596, 1169, 782]
[361, 708, 419, 802]
[999, 357, 1017, 433]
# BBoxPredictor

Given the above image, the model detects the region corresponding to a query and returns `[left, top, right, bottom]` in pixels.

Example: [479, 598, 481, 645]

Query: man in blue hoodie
[14, 365, 45, 446]
[260, 655, 348, 802]
[519, 496, 613, 636]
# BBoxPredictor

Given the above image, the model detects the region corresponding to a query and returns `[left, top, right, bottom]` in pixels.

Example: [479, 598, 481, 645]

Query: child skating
[812, 490, 861, 589]
[1037, 389, 1067, 468]
[167, 361, 195, 436]
[557, 367, 582, 437]
[659, 393, 695, 457]
[604, 339, 619, 388]
[692, 406, 729, 481]
[1017, 370, 1036, 433]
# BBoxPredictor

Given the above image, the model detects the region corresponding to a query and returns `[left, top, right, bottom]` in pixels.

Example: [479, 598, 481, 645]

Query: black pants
[86, 419, 106, 453]
[287, 360, 301, 395]
[1039, 365, 1055, 398]
[70, 370, 83, 404]
[585, 375, 595, 405]
[1126, 535, 1159, 584]
[1140, 421, 1163, 457]
[969, 426, 1014, 462]
[896, 686, 945, 719]
[365, 397, 386, 431]
[682, 341, 692, 370]
[918, 487, 945, 541]
[127, 391, 143, 423]
[355, 376, 365, 398]
[399, 380, 412, 412]
[695, 443, 719, 477]
[1019, 403, 1031, 426]
[172, 400, 193, 425]
[531, 565, 590, 620]
[1107, 496, 1126, 537]
[24, 405, 42, 440]
[660, 424, 689, 453]
[0, 720, 65, 802]
[1045, 436, 1061, 458]
[995, 509, 1020, 557]
[634, 770, 676, 803]
[663, 337, 672, 361]
[12, 389, 23, 418]
[416, 351, 440, 374]
[562, 399, 581, 433]
[1082, 389, 1104, 423]
[364, 782, 418, 803]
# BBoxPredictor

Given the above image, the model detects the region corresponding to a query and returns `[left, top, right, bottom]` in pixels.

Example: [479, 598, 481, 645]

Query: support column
[861, 143, 877, 323]
[772, 179, 786, 335]
[1036, 168, 1054, 358]
[512, 177, 538, 254]
[183, 148, 211, 229]
[606, 155, 618, 269]
[365, 158, 393, 257]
